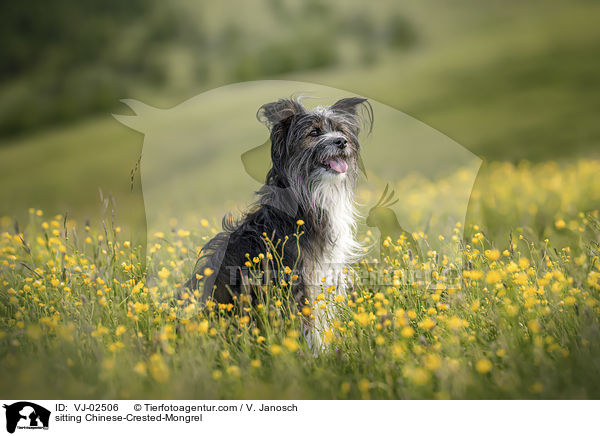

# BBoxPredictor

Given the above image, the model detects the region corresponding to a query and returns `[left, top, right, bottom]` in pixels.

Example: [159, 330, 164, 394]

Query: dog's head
[258, 97, 372, 189]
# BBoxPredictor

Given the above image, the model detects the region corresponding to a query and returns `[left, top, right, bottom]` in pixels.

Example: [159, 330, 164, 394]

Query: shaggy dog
[186, 96, 373, 347]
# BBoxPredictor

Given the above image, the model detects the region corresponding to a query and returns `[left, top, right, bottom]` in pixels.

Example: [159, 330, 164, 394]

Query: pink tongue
[327, 158, 348, 173]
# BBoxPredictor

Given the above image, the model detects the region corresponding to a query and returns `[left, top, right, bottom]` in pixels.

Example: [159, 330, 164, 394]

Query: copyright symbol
[134, 404, 142, 411]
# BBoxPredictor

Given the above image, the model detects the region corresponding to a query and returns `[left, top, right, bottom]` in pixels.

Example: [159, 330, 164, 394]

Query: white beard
[302, 172, 362, 351]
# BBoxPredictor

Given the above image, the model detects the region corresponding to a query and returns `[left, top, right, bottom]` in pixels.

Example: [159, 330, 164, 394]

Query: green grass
[1, 160, 599, 399]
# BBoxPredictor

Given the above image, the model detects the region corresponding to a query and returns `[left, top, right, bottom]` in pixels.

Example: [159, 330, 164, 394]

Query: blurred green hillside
[1, 0, 599, 236]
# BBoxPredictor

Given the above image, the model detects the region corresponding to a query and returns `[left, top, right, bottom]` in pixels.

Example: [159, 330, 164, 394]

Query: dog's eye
[308, 129, 321, 137]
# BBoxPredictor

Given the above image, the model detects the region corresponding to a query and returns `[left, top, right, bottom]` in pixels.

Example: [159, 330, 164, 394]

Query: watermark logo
[3, 402, 50, 433]
[113, 81, 481, 316]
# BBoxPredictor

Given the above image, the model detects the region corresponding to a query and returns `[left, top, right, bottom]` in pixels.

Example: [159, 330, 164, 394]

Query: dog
[185, 96, 373, 348]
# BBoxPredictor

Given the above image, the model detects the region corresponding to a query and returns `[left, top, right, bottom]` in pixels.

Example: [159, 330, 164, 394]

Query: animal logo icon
[366, 183, 421, 262]
[113, 80, 481, 317]
[3, 402, 50, 434]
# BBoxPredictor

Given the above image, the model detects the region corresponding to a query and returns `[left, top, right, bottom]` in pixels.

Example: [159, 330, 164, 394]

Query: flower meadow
[1, 160, 599, 399]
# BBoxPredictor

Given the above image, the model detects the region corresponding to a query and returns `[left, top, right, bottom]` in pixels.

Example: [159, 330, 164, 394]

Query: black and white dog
[186, 96, 373, 347]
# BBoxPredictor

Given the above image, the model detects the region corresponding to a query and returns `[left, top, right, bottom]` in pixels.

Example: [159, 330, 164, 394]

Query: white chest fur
[303, 177, 361, 349]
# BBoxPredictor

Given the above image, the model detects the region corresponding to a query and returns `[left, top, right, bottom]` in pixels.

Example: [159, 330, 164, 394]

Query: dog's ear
[257, 98, 304, 127]
[331, 97, 367, 115]
[331, 97, 374, 134]
[267, 115, 295, 180]
[258, 99, 304, 178]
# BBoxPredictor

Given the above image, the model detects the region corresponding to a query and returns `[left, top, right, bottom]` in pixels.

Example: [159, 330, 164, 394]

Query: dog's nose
[334, 137, 347, 149]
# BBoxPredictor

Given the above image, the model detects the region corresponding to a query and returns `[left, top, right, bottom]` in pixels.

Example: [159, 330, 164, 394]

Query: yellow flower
[447, 316, 463, 331]
[296, 219, 305, 226]
[108, 341, 124, 352]
[485, 270, 502, 285]
[149, 354, 169, 383]
[485, 249, 501, 261]
[418, 318, 435, 330]
[506, 304, 518, 317]
[203, 267, 214, 276]
[358, 379, 370, 392]
[198, 319, 209, 334]
[411, 368, 430, 385]
[226, 366, 241, 377]
[469, 270, 484, 280]
[554, 219, 566, 229]
[91, 324, 109, 338]
[424, 354, 442, 371]
[401, 326, 414, 338]
[475, 359, 492, 374]
[518, 258, 530, 270]
[157, 268, 170, 280]
[134, 362, 147, 376]
[528, 319, 541, 334]
[354, 312, 370, 326]
[270, 345, 282, 355]
[283, 337, 299, 352]
[250, 359, 261, 368]
[392, 342, 404, 357]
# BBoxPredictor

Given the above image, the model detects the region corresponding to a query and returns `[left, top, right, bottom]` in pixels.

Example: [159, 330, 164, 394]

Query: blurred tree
[0, 0, 417, 139]
[0, 0, 170, 137]
[0, 0, 151, 81]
